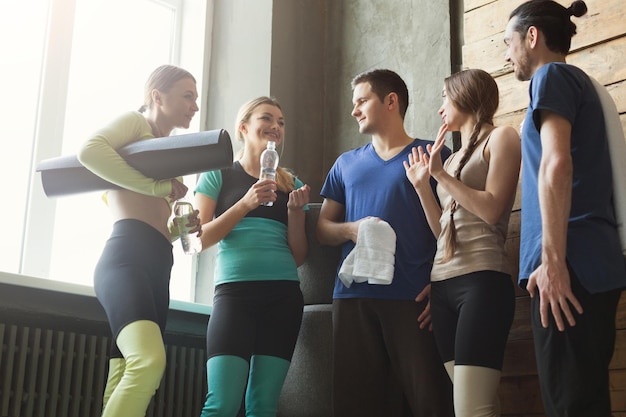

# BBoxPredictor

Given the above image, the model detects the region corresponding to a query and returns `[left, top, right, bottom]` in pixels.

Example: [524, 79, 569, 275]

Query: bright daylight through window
[1, 0, 207, 302]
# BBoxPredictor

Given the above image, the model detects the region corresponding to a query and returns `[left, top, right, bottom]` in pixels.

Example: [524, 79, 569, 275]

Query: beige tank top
[430, 133, 514, 281]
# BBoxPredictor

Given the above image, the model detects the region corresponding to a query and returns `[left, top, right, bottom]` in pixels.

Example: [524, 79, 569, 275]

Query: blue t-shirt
[519, 62, 626, 293]
[195, 162, 308, 285]
[321, 139, 450, 300]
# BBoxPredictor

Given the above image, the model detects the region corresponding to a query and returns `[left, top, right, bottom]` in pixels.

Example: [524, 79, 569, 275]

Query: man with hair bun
[504, 1, 626, 416]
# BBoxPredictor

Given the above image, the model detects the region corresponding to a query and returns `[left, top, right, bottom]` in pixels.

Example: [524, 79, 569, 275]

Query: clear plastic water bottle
[173, 200, 202, 255]
[259, 141, 279, 207]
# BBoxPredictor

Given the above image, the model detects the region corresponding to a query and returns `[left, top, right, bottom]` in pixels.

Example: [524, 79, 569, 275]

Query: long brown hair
[439, 69, 499, 263]
[235, 96, 295, 193]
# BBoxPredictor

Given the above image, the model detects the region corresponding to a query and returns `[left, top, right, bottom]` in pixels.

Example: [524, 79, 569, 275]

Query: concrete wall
[201, 0, 273, 144]
[269, 0, 329, 199]
[196, 0, 453, 303]
[204, 0, 452, 199]
[322, 1, 453, 180]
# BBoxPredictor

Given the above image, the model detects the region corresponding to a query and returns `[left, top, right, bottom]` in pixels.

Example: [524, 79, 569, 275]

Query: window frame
[17, 0, 212, 303]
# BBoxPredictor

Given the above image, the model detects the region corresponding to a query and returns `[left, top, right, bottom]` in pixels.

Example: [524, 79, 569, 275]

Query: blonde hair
[235, 96, 295, 193]
[139, 65, 196, 113]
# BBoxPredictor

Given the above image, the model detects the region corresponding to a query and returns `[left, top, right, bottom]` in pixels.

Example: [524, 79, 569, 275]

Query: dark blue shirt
[321, 139, 450, 300]
[519, 62, 626, 293]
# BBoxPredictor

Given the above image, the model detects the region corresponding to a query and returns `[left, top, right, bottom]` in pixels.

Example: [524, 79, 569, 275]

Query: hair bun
[568, 0, 588, 17]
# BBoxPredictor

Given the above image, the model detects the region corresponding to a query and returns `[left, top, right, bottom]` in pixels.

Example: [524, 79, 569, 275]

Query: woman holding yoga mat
[77, 64, 201, 417]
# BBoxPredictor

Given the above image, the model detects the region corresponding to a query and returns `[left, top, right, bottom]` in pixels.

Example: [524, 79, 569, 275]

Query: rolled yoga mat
[37, 129, 233, 197]
[591, 77, 626, 256]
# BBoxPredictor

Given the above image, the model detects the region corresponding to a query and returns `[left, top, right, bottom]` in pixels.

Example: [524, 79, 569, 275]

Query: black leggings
[94, 219, 173, 358]
[206, 280, 304, 362]
[430, 270, 515, 370]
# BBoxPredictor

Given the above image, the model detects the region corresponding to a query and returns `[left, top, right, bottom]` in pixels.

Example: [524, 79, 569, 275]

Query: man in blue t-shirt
[317, 69, 453, 417]
[504, 1, 626, 416]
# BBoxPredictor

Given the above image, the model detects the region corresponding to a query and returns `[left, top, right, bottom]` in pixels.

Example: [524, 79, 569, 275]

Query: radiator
[0, 323, 207, 417]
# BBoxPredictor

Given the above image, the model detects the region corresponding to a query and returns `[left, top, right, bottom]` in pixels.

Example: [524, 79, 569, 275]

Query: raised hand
[288, 184, 311, 210]
[427, 123, 449, 179]
[404, 145, 431, 192]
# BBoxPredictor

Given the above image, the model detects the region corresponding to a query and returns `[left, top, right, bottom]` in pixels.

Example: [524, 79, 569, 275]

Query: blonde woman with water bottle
[195, 96, 310, 417]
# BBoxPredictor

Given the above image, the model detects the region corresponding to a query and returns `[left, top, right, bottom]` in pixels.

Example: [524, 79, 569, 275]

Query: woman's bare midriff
[106, 189, 172, 241]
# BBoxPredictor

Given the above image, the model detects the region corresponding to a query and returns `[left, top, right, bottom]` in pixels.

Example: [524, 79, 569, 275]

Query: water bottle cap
[267, 141, 276, 150]
[174, 200, 193, 216]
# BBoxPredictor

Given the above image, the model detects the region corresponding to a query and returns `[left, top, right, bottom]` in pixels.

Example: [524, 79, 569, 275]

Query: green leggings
[101, 320, 166, 417]
[200, 355, 291, 417]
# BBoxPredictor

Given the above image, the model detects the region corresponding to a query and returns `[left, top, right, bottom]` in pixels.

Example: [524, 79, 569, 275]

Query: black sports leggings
[430, 270, 515, 370]
[94, 219, 173, 358]
[206, 280, 303, 362]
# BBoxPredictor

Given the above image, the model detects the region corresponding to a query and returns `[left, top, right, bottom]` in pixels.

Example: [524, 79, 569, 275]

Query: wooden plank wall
[462, 0, 626, 415]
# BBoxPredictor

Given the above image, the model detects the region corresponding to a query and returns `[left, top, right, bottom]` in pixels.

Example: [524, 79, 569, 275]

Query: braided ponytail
[437, 69, 499, 263]
[439, 121, 487, 263]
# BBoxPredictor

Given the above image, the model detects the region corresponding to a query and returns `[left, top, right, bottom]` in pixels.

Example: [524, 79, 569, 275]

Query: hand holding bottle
[173, 200, 203, 254]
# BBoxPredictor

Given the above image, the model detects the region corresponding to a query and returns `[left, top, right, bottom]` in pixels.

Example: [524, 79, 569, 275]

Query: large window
[2, 1, 49, 274]
[2, 0, 209, 302]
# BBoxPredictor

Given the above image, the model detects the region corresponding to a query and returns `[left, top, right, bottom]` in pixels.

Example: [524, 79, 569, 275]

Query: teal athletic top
[195, 161, 308, 285]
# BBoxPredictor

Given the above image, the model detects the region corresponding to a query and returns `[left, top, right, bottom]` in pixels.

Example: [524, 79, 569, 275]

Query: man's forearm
[538, 154, 572, 262]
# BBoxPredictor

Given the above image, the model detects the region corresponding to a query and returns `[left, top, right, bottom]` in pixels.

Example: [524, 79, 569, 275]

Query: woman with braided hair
[404, 68, 521, 417]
